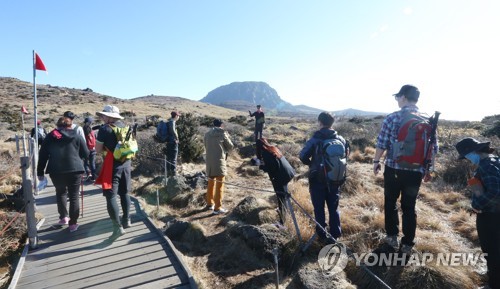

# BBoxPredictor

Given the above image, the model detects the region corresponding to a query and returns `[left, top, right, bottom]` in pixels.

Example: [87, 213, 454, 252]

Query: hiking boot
[58, 217, 70, 225]
[384, 235, 399, 250]
[400, 244, 413, 254]
[69, 224, 79, 232]
[122, 218, 132, 229]
[109, 226, 126, 240]
[213, 208, 228, 215]
[205, 204, 215, 211]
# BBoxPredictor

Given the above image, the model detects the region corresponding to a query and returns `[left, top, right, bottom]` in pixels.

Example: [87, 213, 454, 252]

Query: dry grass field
[1, 77, 499, 288]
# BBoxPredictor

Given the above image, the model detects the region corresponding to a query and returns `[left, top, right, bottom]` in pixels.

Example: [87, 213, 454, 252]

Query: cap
[84, 117, 93, 123]
[37, 120, 41, 125]
[63, 111, 75, 120]
[455, 138, 491, 159]
[393, 85, 420, 101]
[171, 111, 181, 118]
[96, 105, 124, 120]
[213, 119, 223, 127]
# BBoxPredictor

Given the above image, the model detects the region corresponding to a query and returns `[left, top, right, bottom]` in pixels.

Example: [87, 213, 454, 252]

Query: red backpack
[85, 129, 96, 150]
[392, 112, 433, 170]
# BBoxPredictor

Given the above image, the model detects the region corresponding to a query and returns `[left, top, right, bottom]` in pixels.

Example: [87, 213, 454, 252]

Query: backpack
[83, 124, 96, 150]
[392, 112, 433, 169]
[111, 124, 138, 162]
[154, 120, 170, 143]
[37, 127, 46, 143]
[316, 137, 347, 185]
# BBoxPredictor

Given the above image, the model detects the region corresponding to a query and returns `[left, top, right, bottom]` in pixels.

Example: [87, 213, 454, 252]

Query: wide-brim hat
[455, 137, 490, 159]
[96, 105, 124, 120]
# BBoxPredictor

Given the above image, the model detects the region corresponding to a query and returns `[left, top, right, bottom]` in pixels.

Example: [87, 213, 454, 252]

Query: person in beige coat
[204, 119, 234, 214]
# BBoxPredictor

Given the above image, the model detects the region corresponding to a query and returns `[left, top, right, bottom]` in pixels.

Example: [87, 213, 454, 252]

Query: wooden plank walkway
[12, 178, 196, 289]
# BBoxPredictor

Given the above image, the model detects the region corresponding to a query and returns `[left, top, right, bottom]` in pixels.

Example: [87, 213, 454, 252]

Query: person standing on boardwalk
[165, 111, 181, 177]
[299, 111, 349, 244]
[456, 138, 500, 289]
[249, 104, 265, 142]
[204, 119, 234, 215]
[30, 119, 47, 149]
[95, 105, 132, 239]
[373, 84, 439, 254]
[257, 137, 295, 226]
[83, 117, 97, 181]
[37, 117, 89, 232]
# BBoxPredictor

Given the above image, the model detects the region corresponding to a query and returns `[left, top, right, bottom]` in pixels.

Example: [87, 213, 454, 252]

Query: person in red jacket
[83, 117, 97, 181]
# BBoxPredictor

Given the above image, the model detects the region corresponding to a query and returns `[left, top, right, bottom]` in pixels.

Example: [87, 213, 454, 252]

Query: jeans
[50, 173, 82, 225]
[309, 177, 341, 239]
[477, 212, 500, 289]
[166, 142, 178, 176]
[272, 181, 289, 225]
[254, 125, 263, 142]
[103, 160, 131, 227]
[83, 150, 96, 177]
[383, 166, 422, 246]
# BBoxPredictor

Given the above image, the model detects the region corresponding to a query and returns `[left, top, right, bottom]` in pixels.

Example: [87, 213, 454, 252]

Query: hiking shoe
[58, 217, 70, 225]
[400, 244, 413, 254]
[205, 204, 215, 211]
[384, 235, 399, 250]
[69, 224, 79, 232]
[213, 208, 228, 215]
[122, 218, 132, 229]
[109, 226, 126, 240]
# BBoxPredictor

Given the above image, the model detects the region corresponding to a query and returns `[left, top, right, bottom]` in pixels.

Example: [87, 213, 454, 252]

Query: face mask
[465, 152, 481, 165]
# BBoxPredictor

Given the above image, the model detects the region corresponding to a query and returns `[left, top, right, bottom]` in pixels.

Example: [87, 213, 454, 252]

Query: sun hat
[96, 105, 124, 120]
[455, 137, 491, 159]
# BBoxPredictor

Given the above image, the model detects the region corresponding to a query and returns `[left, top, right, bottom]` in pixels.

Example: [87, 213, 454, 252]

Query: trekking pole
[273, 247, 279, 289]
[423, 111, 441, 181]
[81, 175, 84, 217]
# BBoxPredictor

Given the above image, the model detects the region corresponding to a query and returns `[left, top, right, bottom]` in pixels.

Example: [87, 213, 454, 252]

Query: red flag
[35, 53, 47, 71]
[21, 106, 29, 114]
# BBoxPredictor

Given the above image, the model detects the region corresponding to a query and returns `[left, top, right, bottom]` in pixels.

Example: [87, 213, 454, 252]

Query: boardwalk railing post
[21, 156, 38, 249]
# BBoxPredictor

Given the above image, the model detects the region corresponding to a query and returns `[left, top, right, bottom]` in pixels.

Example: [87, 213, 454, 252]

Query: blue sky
[1, 1, 499, 121]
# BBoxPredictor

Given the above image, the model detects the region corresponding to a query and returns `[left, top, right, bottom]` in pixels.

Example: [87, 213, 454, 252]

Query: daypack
[392, 112, 433, 169]
[83, 124, 96, 150]
[316, 137, 347, 185]
[154, 120, 170, 143]
[111, 124, 138, 162]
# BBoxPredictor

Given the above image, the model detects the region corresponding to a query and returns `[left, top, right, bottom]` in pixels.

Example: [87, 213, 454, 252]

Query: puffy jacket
[37, 128, 89, 176]
[204, 127, 234, 177]
[260, 149, 295, 186]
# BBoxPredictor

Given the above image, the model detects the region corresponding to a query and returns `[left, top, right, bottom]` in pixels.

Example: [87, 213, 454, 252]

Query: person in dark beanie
[83, 117, 97, 181]
[204, 119, 234, 214]
[63, 111, 85, 143]
[257, 137, 295, 226]
[37, 117, 89, 232]
[456, 137, 500, 289]
[165, 111, 181, 177]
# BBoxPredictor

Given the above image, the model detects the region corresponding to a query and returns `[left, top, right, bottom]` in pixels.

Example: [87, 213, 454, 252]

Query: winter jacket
[204, 127, 234, 177]
[37, 127, 89, 176]
[299, 128, 348, 178]
[260, 150, 295, 186]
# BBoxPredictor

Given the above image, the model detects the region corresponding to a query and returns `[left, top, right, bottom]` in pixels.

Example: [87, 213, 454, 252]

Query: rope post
[273, 247, 279, 289]
[164, 155, 168, 186]
[21, 156, 38, 250]
[15, 134, 20, 154]
[30, 138, 39, 196]
[156, 188, 160, 211]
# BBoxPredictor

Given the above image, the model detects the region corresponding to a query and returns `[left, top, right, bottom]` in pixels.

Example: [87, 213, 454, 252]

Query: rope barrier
[0, 202, 27, 237]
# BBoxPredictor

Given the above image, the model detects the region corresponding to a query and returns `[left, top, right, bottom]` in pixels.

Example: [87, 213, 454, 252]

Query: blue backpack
[154, 120, 170, 143]
[315, 137, 347, 185]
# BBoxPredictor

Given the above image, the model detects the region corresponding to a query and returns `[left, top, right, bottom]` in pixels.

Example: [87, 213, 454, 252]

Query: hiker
[37, 117, 89, 232]
[455, 138, 500, 289]
[165, 111, 181, 177]
[83, 117, 97, 181]
[95, 105, 132, 239]
[249, 104, 265, 142]
[373, 84, 439, 254]
[299, 112, 349, 244]
[62, 111, 86, 143]
[30, 119, 47, 148]
[257, 138, 295, 226]
[204, 119, 234, 215]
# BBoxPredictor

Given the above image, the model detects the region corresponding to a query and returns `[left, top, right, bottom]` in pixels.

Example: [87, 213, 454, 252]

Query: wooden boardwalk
[11, 179, 196, 289]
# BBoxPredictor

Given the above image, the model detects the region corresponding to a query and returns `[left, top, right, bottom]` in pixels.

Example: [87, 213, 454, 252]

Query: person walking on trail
[83, 117, 97, 182]
[257, 137, 295, 226]
[299, 112, 349, 244]
[249, 104, 265, 142]
[204, 119, 234, 215]
[95, 105, 132, 240]
[165, 111, 181, 177]
[373, 84, 439, 254]
[31, 119, 47, 148]
[37, 117, 89, 233]
[455, 138, 500, 289]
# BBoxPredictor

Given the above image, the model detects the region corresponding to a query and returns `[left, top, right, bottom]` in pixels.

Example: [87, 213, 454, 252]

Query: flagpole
[33, 50, 39, 151]
[21, 111, 27, 156]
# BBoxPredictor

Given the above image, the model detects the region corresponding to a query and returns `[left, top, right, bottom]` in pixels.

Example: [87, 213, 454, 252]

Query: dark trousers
[83, 150, 96, 177]
[254, 125, 263, 142]
[477, 212, 500, 289]
[271, 181, 289, 225]
[103, 161, 131, 227]
[166, 142, 178, 176]
[50, 173, 82, 225]
[309, 178, 341, 239]
[383, 166, 422, 246]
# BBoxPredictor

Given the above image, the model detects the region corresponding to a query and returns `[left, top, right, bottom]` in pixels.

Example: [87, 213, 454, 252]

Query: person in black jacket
[37, 117, 89, 232]
[257, 138, 295, 226]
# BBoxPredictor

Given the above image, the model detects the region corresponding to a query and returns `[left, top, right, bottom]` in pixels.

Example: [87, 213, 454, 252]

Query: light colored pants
[206, 176, 225, 210]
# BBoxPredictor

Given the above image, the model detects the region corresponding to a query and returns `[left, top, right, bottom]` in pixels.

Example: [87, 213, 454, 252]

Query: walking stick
[81, 176, 84, 217]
